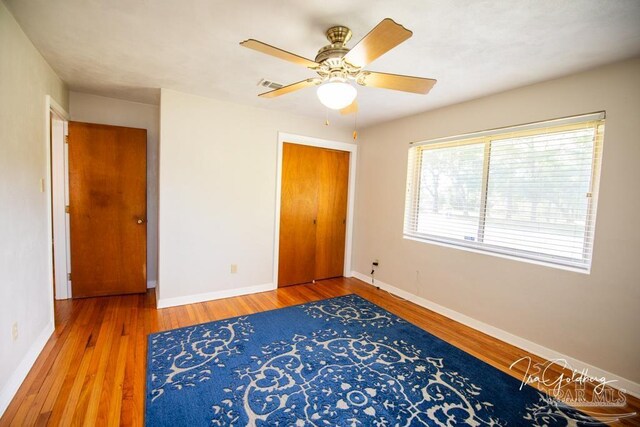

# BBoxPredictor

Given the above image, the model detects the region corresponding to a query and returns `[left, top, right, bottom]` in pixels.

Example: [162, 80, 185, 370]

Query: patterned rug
[145, 294, 602, 426]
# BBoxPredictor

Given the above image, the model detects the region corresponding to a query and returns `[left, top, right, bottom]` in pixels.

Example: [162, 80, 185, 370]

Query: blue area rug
[145, 294, 602, 426]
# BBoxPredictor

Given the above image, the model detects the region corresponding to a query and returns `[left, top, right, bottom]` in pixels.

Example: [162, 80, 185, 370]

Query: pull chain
[353, 109, 358, 140]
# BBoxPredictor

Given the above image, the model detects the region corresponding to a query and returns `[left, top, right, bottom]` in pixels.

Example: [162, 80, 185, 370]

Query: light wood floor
[1, 277, 638, 426]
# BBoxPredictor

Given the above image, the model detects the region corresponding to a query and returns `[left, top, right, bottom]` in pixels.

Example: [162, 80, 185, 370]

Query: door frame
[45, 95, 71, 302]
[273, 132, 357, 287]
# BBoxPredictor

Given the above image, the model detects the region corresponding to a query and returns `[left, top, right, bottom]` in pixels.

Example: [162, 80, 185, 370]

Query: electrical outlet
[12, 322, 18, 341]
[230, 264, 238, 274]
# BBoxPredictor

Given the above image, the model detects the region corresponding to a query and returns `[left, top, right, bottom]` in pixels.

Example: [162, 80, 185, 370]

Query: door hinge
[67, 272, 71, 281]
[65, 135, 69, 144]
[65, 205, 70, 213]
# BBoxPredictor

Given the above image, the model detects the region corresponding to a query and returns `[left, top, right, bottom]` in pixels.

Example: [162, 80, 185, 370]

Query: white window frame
[404, 112, 605, 273]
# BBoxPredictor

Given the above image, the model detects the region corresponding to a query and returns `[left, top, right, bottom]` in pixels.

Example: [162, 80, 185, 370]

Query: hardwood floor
[1, 277, 638, 426]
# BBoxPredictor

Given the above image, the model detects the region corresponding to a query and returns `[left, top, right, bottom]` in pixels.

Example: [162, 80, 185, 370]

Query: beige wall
[353, 58, 640, 385]
[158, 89, 352, 304]
[0, 2, 68, 414]
[69, 91, 160, 283]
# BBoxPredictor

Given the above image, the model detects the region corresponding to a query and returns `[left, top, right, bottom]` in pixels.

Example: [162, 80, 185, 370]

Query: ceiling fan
[240, 18, 437, 114]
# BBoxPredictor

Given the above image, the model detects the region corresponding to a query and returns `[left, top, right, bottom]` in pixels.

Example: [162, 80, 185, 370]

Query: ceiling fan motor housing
[315, 25, 353, 66]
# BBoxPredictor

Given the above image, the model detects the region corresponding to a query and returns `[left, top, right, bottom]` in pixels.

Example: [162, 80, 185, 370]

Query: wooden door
[315, 149, 350, 280]
[278, 144, 318, 287]
[68, 122, 147, 298]
[278, 143, 349, 287]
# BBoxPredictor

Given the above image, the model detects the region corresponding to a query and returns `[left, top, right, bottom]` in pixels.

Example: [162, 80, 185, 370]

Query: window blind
[404, 112, 605, 271]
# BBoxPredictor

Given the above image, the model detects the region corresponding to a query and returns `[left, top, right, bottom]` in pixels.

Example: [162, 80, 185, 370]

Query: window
[404, 112, 605, 272]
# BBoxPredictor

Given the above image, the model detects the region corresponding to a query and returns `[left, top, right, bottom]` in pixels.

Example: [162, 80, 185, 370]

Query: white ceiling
[5, 0, 640, 126]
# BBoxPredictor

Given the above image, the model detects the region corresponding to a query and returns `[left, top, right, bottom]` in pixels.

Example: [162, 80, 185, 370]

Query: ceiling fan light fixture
[316, 81, 357, 110]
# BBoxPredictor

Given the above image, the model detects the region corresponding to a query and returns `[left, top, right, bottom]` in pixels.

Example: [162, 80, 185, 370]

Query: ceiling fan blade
[240, 39, 319, 69]
[343, 18, 412, 68]
[259, 78, 320, 98]
[358, 71, 436, 94]
[340, 101, 358, 115]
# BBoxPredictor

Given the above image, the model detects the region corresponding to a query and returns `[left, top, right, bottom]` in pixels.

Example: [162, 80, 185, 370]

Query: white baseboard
[0, 321, 54, 417]
[351, 271, 640, 398]
[156, 283, 275, 309]
[147, 280, 157, 289]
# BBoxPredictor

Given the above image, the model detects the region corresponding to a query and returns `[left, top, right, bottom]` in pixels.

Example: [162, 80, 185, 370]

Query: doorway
[47, 96, 70, 301]
[273, 133, 357, 288]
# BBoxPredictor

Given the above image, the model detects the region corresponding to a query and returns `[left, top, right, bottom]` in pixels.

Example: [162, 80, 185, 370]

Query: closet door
[278, 143, 319, 287]
[315, 149, 350, 280]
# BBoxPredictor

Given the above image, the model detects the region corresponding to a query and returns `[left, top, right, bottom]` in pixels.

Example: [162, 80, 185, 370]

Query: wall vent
[258, 78, 284, 90]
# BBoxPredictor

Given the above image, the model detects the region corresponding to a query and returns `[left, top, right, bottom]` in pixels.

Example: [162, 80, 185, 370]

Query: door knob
[137, 218, 145, 224]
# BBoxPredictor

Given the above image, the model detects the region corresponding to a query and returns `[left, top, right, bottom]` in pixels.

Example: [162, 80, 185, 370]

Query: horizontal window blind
[404, 112, 605, 271]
